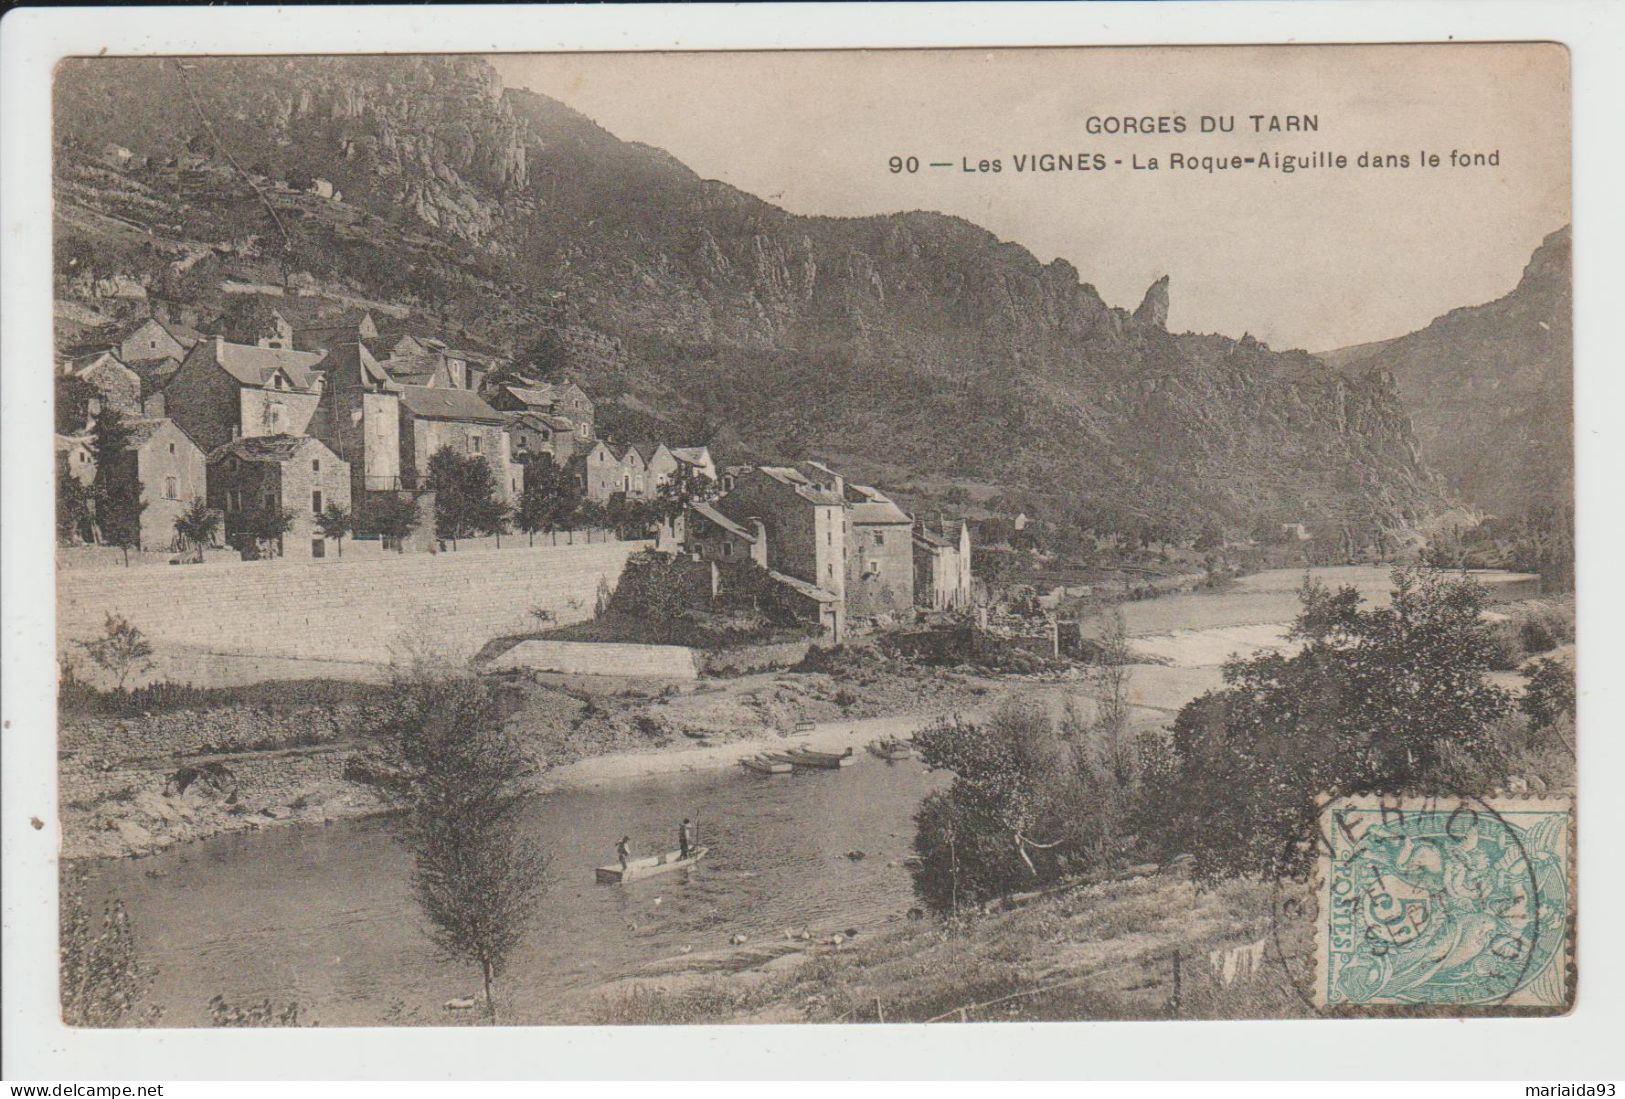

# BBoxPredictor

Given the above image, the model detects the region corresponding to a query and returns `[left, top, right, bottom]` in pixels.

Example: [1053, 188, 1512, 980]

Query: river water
[89, 754, 947, 1025]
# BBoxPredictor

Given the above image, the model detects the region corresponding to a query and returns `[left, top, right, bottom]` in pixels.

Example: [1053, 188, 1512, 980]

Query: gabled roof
[690, 502, 758, 543]
[628, 441, 667, 464]
[768, 570, 839, 604]
[317, 341, 398, 392]
[195, 337, 324, 391]
[207, 433, 324, 465]
[755, 465, 845, 505]
[121, 417, 197, 451]
[71, 349, 137, 377]
[499, 384, 560, 409]
[846, 484, 912, 526]
[397, 385, 503, 424]
[505, 411, 573, 433]
[670, 446, 713, 468]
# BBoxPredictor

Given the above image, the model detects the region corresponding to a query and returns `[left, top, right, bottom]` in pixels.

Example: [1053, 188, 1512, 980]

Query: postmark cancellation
[1316, 795, 1573, 1011]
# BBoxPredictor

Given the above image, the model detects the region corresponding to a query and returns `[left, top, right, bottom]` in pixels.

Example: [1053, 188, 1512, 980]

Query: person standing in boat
[616, 835, 632, 871]
[679, 818, 695, 860]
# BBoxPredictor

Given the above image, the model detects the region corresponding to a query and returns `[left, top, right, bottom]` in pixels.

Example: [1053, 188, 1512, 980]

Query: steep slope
[53, 55, 1445, 541]
[1321, 228, 1571, 518]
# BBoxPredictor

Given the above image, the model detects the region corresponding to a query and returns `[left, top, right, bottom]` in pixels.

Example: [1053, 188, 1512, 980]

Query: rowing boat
[595, 846, 709, 884]
[740, 754, 793, 775]
[784, 746, 857, 769]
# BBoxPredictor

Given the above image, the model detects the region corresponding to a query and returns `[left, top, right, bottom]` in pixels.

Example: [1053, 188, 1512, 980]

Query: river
[84, 566, 1539, 1026]
[90, 751, 947, 1026]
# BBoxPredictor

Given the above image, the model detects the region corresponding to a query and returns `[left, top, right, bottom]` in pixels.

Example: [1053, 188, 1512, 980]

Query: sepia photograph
[37, 38, 1578, 1035]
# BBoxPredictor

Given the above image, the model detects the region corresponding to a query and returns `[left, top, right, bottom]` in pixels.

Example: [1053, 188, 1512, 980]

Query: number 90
[889, 156, 919, 174]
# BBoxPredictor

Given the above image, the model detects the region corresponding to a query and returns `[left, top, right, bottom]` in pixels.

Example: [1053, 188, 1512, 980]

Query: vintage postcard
[42, 41, 1573, 1031]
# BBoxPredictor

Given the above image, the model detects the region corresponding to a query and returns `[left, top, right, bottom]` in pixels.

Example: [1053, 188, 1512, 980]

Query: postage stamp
[1317, 796, 1572, 1010]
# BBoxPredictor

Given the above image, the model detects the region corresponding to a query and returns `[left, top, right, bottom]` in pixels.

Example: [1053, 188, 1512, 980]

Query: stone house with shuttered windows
[207, 434, 351, 559]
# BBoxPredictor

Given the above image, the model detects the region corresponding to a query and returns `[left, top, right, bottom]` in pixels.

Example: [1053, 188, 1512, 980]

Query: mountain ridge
[1316, 226, 1571, 518]
[54, 54, 1450, 543]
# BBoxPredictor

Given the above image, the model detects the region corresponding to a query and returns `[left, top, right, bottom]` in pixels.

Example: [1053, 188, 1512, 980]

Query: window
[263, 492, 277, 510]
[168, 442, 176, 455]
[722, 543, 734, 558]
[874, 531, 885, 546]
[312, 538, 325, 559]
[164, 476, 177, 500]
[226, 490, 242, 512]
[312, 458, 320, 472]
[312, 490, 323, 513]
[471, 436, 481, 454]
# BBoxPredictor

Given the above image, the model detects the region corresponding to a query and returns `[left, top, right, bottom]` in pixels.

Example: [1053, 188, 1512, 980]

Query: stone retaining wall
[58, 541, 648, 674]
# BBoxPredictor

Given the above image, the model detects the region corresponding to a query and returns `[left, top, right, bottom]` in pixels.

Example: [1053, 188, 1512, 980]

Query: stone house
[396, 385, 521, 504]
[844, 483, 916, 622]
[486, 381, 595, 443]
[65, 351, 143, 419]
[913, 518, 975, 611]
[577, 439, 625, 501]
[669, 446, 718, 484]
[55, 433, 95, 487]
[504, 411, 581, 465]
[292, 312, 379, 353]
[163, 337, 326, 453]
[119, 419, 208, 551]
[74, 316, 194, 366]
[713, 464, 848, 625]
[684, 502, 767, 567]
[207, 434, 351, 559]
[222, 305, 296, 350]
[309, 342, 404, 530]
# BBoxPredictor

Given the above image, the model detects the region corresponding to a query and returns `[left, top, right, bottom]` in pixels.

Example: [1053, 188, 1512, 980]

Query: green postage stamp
[1317, 796, 1573, 1010]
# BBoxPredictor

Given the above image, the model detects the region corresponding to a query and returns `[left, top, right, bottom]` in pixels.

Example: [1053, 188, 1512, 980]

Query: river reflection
[87, 754, 946, 1025]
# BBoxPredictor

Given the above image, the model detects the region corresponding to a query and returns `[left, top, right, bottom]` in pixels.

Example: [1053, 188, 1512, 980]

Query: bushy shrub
[1521, 657, 1576, 729]
[1484, 619, 1525, 671]
[1137, 568, 1514, 882]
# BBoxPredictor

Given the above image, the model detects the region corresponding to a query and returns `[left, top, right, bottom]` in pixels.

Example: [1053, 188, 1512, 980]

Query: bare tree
[77, 612, 154, 692]
[362, 672, 548, 1022]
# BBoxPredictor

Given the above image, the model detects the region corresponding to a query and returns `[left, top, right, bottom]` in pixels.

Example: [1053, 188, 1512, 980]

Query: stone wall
[58, 540, 647, 674]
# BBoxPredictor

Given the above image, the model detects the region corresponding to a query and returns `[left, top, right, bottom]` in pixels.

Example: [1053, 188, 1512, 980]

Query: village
[54, 295, 979, 651]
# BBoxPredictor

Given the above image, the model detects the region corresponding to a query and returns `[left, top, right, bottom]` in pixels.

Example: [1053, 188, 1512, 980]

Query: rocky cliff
[1320, 227, 1571, 518]
[54, 55, 1448, 540]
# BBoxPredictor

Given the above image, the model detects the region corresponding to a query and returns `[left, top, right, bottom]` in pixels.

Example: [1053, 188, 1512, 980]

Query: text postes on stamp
[1317, 795, 1571, 1009]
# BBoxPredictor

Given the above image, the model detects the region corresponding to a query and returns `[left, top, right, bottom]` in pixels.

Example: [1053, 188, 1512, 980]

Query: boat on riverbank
[867, 738, 914, 761]
[740, 754, 793, 775]
[595, 846, 710, 883]
[784, 746, 857, 770]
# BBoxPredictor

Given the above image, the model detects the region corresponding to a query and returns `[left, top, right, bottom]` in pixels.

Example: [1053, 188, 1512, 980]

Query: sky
[491, 44, 1569, 351]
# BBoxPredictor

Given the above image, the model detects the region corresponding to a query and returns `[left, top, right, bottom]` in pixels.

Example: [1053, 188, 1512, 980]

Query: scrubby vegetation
[907, 568, 1575, 911]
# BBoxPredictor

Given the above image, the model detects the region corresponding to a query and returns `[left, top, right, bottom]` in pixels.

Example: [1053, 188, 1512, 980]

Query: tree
[243, 505, 297, 559]
[1138, 568, 1514, 883]
[89, 409, 145, 558]
[373, 492, 423, 551]
[1521, 657, 1576, 729]
[216, 296, 285, 345]
[515, 457, 582, 544]
[909, 703, 1080, 913]
[653, 462, 718, 525]
[360, 673, 549, 1022]
[427, 446, 505, 546]
[57, 471, 95, 545]
[60, 867, 160, 1026]
[316, 503, 353, 557]
[514, 327, 570, 383]
[76, 612, 154, 692]
[56, 373, 101, 434]
[173, 497, 220, 563]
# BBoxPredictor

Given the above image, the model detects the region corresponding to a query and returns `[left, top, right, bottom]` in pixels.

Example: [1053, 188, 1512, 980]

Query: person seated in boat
[616, 835, 632, 871]
[679, 818, 695, 860]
